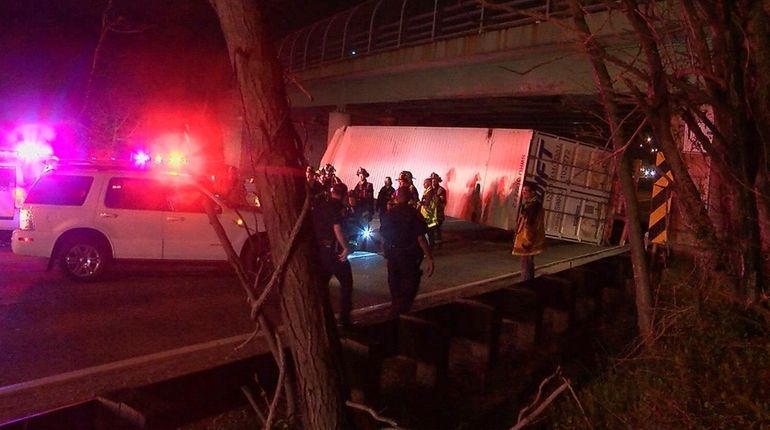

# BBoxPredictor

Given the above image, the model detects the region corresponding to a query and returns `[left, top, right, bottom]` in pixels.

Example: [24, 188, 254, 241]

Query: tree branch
[517, 366, 562, 422]
[241, 385, 267, 426]
[264, 334, 286, 430]
[345, 401, 404, 429]
[566, 379, 593, 429]
[511, 372, 571, 430]
[250, 191, 311, 320]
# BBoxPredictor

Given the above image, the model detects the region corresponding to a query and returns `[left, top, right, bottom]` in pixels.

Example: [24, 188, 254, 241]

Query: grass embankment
[549, 261, 770, 429]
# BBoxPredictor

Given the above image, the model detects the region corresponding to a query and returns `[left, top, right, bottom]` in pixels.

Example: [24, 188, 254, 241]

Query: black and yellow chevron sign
[648, 152, 673, 244]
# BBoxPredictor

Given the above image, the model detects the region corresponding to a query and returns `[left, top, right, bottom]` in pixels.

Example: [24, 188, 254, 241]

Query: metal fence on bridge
[277, 0, 612, 72]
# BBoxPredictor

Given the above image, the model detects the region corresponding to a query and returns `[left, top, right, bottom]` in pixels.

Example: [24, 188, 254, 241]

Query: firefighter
[512, 182, 546, 281]
[311, 182, 354, 328]
[420, 177, 439, 248]
[305, 165, 325, 207]
[352, 167, 375, 222]
[395, 170, 420, 208]
[380, 186, 434, 318]
[319, 163, 341, 200]
[429, 172, 447, 243]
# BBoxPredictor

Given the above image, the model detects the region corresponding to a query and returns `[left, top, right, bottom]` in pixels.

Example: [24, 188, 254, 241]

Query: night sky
[0, 0, 363, 156]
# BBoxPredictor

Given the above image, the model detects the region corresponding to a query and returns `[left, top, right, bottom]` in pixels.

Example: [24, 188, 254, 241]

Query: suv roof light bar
[46, 159, 142, 171]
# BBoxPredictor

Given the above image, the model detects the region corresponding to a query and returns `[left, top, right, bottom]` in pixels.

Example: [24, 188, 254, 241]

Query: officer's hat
[429, 172, 443, 183]
[356, 167, 369, 178]
[398, 170, 413, 181]
[323, 163, 336, 173]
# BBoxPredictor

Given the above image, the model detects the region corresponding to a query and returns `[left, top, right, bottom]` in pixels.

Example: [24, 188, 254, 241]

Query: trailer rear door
[527, 132, 612, 244]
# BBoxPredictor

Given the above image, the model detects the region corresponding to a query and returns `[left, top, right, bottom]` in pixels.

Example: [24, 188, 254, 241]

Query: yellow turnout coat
[512, 197, 545, 256]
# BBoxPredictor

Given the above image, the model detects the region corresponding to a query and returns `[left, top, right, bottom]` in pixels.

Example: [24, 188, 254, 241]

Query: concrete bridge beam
[287, 10, 638, 108]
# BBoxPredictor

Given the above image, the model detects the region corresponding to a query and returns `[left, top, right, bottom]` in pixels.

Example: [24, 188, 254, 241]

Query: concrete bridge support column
[478, 287, 539, 360]
[379, 316, 449, 399]
[534, 276, 575, 340]
[445, 299, 501, 393]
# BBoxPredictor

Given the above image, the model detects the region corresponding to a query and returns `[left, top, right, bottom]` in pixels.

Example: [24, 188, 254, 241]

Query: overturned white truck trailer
[321, 126, 614, 245]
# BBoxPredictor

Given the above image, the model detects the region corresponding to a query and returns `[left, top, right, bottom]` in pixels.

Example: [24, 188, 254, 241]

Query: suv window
[105, 177, 169, 211]
[168, 184, 222, 214]
[168, 185, 206, 213]
[26, 175, 93, 206]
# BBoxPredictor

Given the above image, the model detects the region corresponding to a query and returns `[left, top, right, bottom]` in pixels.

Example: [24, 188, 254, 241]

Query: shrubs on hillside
[548, 264, 770, 429]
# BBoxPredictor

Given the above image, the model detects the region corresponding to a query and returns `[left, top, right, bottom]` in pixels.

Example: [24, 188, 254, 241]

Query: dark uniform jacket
[352, 181, 375, 217]
[376, 185, 395, 214]
[434, 185, 447, 221]
[380, 203, 428, 255]
[307, 179, 325, 207]
[312, 198, 345, 247]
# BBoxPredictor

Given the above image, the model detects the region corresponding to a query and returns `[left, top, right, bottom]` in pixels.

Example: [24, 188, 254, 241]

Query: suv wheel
[59, 236, 110, 281]
[241, 234, 273, 290]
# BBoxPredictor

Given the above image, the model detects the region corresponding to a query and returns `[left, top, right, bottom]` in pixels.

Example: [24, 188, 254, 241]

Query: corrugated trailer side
[322, 126, 532, 227]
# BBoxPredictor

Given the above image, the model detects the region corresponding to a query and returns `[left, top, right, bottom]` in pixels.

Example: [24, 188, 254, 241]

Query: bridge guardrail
[277, 0, 612, 73]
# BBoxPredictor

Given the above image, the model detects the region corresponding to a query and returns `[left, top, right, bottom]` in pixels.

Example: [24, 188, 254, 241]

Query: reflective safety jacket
[420, 187, 439, 228]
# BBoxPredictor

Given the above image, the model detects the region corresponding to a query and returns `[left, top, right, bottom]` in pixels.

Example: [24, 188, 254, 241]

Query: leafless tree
[564, 0, 770, 301]
[567, 0, 655, 341]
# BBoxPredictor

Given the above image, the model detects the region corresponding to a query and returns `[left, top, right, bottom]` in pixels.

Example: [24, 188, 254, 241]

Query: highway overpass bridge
[277, 0, 645, 159]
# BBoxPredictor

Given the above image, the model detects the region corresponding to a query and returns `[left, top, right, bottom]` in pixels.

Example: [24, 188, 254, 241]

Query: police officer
[376, 176, 395, 216]
[312, 182, 354, 327]
[380, 186, 434, 318]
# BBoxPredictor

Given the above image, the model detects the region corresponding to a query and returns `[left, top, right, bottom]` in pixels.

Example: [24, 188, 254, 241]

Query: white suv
[12, 162, 271, 281]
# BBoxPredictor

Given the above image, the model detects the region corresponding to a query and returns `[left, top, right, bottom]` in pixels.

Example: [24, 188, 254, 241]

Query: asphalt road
[0, 246, 258, 387]
[0, 221, 512, 387]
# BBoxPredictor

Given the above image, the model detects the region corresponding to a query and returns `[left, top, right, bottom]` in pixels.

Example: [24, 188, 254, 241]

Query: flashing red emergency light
[130, 147, 192, 174]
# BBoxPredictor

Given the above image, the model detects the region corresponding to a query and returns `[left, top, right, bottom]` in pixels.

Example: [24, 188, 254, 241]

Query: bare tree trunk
[744, 0, 770, 292]
[678, 0, 766, 297]
[712, 0, 762, 299]
[568, 0, 653, 340]
[756, 170, 770, 290]
[208, 1, 350, 429]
